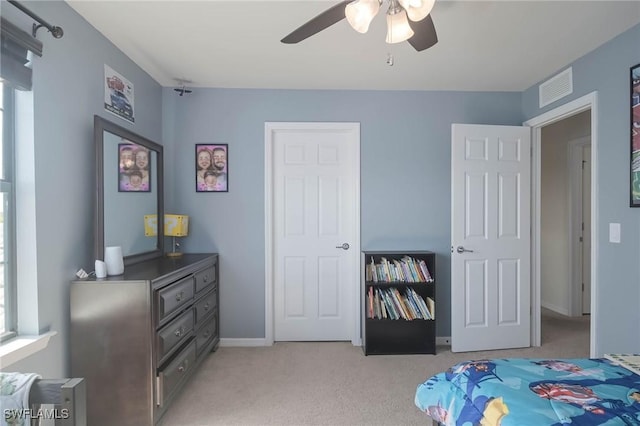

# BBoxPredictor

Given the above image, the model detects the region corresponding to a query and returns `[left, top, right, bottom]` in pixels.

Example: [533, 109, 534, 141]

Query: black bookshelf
[362, 251, 436, 355]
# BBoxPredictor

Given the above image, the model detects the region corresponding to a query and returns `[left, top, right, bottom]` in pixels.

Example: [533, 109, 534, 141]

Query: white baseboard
[220, 338, 398, 348]
[541, 301, 570, 316]
[219, 338, 269, 347]
[436, 336, 451, 346]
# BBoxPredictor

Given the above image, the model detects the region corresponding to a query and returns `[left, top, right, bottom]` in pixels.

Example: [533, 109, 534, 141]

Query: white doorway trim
[264, 122, 362, 347]
[524, 92, 598, 357]
[568, 137, 591, 317]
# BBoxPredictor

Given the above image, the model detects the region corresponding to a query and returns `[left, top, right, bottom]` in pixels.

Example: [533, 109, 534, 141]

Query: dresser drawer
[195, 265, 216, 294]
[156, 276, 194, 324]
[196, 313, 217, 356]
[157, 341, 196, 408]
[194, 288, 217, 327]
[156, 309, 194, 364]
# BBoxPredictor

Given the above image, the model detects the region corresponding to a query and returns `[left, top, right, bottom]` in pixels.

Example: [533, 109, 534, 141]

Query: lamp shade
[386, 8, 414, 44]
[164, 214, 189, 237]
[400, 0, 435, 22]
[144, 214, 158, 236]
[345, 0, 380, 33]
[143, 214, 189, 237]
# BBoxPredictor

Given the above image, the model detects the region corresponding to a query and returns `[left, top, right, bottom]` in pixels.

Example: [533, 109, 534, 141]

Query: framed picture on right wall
[196, 144, 228, 192]
[631, 63, 640, 207]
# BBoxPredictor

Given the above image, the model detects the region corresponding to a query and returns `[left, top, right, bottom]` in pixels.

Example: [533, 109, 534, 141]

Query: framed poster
[196, 144, 228, 192]
[631, 63, 640, 206]
[104, 65, 135, 123]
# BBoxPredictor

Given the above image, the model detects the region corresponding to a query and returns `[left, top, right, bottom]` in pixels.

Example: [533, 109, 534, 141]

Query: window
[0, 81, 16, 341]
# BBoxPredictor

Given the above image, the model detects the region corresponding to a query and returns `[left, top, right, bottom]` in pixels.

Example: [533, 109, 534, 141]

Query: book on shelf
[374, 289, 381, 319]
[378, 289, 387, 319]
[366, 255, 434, 283]
[404, 290, 420, 319]
[604, 354, 640, 375]
[365, 286, 433, 321]
[426, 296, 435, 319]
[383, 290, 399, 320]
[418, 260, 434, 282]
[409, 287, 431, 319]
[389, 288, 408, 319]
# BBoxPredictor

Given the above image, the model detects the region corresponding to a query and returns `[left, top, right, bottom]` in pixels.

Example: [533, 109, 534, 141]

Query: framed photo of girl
[631, 63, 640, 206]
[196, 144, 228, 192]
[118, 141, 151, 192]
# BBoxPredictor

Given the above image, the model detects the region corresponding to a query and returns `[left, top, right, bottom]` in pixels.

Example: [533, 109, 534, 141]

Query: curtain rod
[7, 0, 64, 39]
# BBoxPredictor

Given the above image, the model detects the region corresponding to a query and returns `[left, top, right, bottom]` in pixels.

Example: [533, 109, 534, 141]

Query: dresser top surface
[79, 253, 217, 283]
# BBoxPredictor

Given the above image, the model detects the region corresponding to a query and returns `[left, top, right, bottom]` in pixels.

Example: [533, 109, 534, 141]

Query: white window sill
[0, 331, 57, 368]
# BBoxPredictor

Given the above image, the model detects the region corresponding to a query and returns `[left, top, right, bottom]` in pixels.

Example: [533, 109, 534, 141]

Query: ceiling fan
[281, 0, 438, 52]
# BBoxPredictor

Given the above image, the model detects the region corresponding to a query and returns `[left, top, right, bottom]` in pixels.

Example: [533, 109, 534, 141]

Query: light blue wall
[523, 23, 640, 355]
[162, 89, 523, 339]
[2, 1, 162, 376]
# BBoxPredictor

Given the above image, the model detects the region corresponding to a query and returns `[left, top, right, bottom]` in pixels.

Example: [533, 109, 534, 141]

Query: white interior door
[272, 123, 359, 341]
[451, 124, 531, 352]
[582, 145, 592, 314]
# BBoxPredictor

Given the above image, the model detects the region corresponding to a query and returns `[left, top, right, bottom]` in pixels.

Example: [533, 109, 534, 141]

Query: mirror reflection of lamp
[144, 214, 189, 257]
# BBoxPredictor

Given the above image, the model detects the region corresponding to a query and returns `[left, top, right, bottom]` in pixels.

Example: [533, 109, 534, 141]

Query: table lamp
[165, 214, 189, 257]
[144, 214, 189, 257]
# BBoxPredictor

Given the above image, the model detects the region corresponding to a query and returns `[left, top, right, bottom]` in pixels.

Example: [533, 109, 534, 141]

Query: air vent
[539, 67, 573, 108]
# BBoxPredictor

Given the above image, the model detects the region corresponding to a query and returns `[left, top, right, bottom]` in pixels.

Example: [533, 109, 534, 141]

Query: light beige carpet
[160, 310, 590, 426]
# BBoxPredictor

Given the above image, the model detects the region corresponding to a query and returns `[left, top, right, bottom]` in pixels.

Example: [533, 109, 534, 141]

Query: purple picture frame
[196, 144, 228, 192]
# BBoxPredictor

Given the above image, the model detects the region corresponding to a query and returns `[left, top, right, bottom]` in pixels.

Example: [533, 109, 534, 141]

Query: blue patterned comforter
[415, 358, 640, 425]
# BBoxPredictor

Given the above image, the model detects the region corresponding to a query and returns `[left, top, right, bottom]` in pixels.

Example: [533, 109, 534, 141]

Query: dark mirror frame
[94, 115, 164, 265]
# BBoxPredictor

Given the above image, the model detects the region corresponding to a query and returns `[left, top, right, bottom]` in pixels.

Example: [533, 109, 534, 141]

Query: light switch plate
[609, 223, 621, 243]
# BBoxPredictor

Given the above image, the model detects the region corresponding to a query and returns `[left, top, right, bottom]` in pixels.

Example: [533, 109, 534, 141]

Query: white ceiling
[66, 0, 640, 92]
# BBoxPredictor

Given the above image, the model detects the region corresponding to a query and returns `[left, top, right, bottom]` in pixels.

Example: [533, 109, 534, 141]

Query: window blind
[1, 17, 43, 91]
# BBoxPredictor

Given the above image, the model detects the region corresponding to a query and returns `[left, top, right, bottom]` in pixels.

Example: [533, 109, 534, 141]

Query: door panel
[465, 260, 487, 327]
[273, 124, 358, 341]
[284, 257, 305, 317]
[466, 173, 488, 238]
[582, 146, 592, 314]
[452, 124, 531, 352]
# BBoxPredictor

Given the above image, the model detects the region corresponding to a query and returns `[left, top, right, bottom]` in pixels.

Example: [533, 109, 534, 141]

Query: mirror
[94, 115, 164, 265]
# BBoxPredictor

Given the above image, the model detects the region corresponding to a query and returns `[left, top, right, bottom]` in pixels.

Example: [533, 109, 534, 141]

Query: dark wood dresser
[70, 253, 219, 425]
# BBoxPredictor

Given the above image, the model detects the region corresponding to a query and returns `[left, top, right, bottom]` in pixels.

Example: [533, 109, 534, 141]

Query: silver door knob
[336, 243, 350, 250]
[456, 246, 474, 254]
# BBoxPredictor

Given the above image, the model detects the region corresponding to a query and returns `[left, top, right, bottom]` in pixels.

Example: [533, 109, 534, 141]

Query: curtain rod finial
[50, 26, 64, 39]
[32, 23, 64, 39]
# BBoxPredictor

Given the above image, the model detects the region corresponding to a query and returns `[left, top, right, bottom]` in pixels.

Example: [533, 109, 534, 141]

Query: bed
[1, 373, 86, 426]
[414, 358, 640, 425]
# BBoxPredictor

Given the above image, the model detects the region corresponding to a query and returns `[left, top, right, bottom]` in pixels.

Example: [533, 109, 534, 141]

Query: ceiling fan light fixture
[345, 0, 380, 33]
[398, 0, 422, 9]
[404, 0, 435, 22]
[385, 7, 414, 44]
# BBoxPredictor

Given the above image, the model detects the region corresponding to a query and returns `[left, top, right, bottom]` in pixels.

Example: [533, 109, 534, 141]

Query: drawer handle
[203, 275, 208, 282]
[204, 302, 210, 311]
[176, 291, 184, 302]
[174, 326, 185, 337]
[203, 330, 210, 338]
[178, 359, 189, 373]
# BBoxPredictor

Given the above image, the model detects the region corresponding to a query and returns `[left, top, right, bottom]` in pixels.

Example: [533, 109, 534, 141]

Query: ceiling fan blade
[281, 1, 351, 44]
[407, 14, 438, 52]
